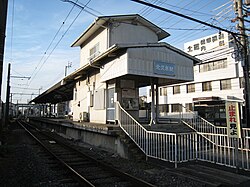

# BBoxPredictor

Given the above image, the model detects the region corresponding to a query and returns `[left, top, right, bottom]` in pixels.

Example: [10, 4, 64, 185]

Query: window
[185, 103, 192, 112]
[89, 43, 100, 60]
[194, 44, 199, 50]
[202, 81, 212, 91]
[213, 59, 227, 70]
[187, 84, 195, 93]
[171, 104, 182, 113]
[173, 85, 180, 94]
[159, 104, 169, 113]
[240, 77, 245, 88]
[199, 58, 227, 73]
[201, 39, 205, 45]
[220, 79, 231, 90]
[160, 87, 167, 96]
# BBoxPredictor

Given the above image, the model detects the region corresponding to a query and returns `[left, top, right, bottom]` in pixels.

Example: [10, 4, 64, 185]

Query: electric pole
[3, 63, 10, 127]
[0, 0, 8, 123]
[234, 0, 250, 127]
[65, 61, 72, 77]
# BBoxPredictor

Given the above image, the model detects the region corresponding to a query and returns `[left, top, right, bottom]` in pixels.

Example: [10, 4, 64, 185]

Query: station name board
[153, 61, 175, 76]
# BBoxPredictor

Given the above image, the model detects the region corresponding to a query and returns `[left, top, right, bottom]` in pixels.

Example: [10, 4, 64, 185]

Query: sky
[2, 0, 238, 103]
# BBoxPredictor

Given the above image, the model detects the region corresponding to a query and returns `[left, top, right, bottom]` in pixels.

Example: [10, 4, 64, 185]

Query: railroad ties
[17, 120, 155, 187]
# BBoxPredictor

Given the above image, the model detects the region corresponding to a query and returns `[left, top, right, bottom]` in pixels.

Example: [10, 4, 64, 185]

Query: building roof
[31, 43, 200, 104]
[71, 14, 170, 47]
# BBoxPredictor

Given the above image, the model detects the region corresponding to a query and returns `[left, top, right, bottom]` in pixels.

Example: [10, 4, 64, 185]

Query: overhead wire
[19, 0, 93, 102]
[167, 1, 235, 46]
[28, 0, 78, 80]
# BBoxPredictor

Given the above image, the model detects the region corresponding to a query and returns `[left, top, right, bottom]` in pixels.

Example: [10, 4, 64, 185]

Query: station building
[147, 31, 245, 126]
[32, 14, 199, 125]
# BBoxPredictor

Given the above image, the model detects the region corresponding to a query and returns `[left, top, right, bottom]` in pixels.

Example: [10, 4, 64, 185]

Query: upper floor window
[173, 85, 180, 94]
[187, 83, 195, 93]
[160, 87, 167, 96]
[202, 81, 212, 91]
[89, 43, 100, 60]
[240, 77, 245, 88]
[220, 79, 231, 90]
[199, 58, 227, 73]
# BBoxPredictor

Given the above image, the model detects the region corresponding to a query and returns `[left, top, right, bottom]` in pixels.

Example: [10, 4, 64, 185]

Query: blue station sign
[153, 61, 175, 76]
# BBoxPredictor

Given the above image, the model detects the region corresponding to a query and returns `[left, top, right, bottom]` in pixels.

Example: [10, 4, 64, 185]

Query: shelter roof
[31, 43, 200, 104]
[71, 14, 170, 47]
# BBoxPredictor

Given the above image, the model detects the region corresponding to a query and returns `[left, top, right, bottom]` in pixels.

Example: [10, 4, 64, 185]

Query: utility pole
[65, 61, 72, 77]
[3, 63, 11, 128]
[235, 0, 250, 127]
[0, 0, 8, 124]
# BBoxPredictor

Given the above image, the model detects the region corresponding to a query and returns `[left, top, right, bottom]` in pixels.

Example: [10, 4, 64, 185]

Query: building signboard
[226, 101, 241, 138]
[153, 61, 175, 76]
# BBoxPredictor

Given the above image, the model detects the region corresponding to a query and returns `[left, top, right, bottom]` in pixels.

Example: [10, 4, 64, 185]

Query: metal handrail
[116, 102, 250, 170]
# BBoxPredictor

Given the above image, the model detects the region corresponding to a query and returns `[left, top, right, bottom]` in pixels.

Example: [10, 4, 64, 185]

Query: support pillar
[155, 83, 159, 124]
[150, 79, 155, 126]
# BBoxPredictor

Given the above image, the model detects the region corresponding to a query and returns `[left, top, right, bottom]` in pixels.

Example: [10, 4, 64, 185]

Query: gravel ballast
[0, 122, 204, 186]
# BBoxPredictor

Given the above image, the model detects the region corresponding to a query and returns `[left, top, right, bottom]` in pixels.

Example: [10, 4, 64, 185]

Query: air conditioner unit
[79, 112, 89, 122]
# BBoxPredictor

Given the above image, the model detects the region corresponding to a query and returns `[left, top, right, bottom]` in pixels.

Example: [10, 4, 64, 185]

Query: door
[107, 87, 115, 122]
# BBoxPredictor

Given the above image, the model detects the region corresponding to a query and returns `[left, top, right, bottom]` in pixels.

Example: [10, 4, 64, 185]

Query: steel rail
[18, 120, 156, 187]
[17, 120, 95, 187]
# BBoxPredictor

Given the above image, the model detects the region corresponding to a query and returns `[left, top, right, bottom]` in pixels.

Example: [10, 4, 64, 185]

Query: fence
[116, 102, 250, 170]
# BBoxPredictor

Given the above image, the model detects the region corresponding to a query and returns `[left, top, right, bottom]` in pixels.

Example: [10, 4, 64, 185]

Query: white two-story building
[147, 31, 245, 125]
[32, 14, 199, 124]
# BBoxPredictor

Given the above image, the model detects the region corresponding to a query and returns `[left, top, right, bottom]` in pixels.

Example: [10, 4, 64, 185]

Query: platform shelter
[31, 14, 199, 125]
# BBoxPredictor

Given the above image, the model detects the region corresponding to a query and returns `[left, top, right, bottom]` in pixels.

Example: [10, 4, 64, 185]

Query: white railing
[116, 102, 197, 167]
[116, 102, 250, 170]
[180, 105, 250, 170]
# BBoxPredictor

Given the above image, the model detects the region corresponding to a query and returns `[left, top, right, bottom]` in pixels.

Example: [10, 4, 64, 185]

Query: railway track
[17, 120, 156, 187]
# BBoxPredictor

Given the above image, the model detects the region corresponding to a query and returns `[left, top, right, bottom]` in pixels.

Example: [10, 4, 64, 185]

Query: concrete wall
[29, 118, 130, 159]
[72, 71, 107, 124]
[109, 22, 158, 45]
[80, 27, 108, 67]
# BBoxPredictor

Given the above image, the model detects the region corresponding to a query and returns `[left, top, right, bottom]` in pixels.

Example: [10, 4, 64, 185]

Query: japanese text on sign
[153, 61, 175, 76]
[226, 102, 241, 138]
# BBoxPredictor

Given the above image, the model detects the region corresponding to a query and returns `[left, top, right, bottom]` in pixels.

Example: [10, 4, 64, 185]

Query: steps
[150, 119, 194, 133]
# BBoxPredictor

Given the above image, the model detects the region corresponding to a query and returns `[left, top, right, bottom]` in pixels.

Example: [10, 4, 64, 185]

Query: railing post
[175, 134, 178, 168]
[146, 132, 148, 161]
[195, 133, 198, 160]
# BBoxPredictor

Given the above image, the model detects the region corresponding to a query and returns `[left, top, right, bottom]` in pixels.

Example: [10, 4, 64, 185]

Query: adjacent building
[147, 31, 245, 125]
